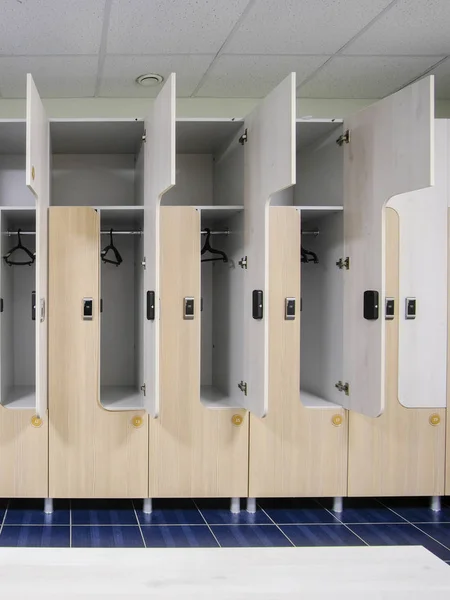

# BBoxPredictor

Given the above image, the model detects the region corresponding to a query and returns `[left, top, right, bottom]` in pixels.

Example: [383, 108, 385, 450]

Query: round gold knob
[231, 414, 244, 427]
[132, 416, 143, 428]
[331, 414, 343, 427]
[31, 166, 35, 181]
[31, 415, 42, 428]
[429, 413, 441, 426]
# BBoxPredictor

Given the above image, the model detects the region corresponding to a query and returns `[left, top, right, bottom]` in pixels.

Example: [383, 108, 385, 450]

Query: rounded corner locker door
[248, 74, 348, 498]
[0, 74, 49, 498]
[48, 220, 148, 498]
[346, 77, 441, 496]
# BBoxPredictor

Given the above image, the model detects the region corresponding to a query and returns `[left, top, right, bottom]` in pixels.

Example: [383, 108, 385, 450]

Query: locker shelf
[2, 386, 35, 409]
[300, 389, 341, 410]
[200, 385, 241, 409]
[299, 206, 343, 223]
[100, 386, 144, 411]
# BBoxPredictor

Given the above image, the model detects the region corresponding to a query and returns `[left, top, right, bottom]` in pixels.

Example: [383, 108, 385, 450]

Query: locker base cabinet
[348, 209, 446, 497]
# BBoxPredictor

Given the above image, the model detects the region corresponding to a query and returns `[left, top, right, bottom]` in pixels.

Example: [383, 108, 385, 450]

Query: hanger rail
[4, 230, 143, 236]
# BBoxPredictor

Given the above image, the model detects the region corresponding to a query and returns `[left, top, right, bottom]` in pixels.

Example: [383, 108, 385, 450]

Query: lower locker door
[149, 206, 248, 498]
[348, 208, 445, 497]
[48, 207, 148, 498]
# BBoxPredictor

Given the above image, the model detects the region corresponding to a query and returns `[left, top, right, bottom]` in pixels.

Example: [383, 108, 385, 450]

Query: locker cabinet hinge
[336, 129, 350, 147]
[239, 256, 248, 269]
[238, 381, 248, 396]
[141, 256, 146, 270]
[142, 130, 147, 143]
[140, 384, 146, 396]
[335, 381, 349, 396]
[239, 129, 248, 145]
[336, 257, 350, 270]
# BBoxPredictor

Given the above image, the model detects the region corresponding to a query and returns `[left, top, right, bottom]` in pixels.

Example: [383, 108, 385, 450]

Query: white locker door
[243, 72, 296, 417]
[387, 120, 448, 409]
[342, 76, 434, 417]
[26, 74, 50, 419]
[143, 73, 176, 417]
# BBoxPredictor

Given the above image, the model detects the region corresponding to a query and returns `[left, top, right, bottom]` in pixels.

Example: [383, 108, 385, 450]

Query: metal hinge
[141, 256, 146, 270]
[140, 384, 146, 396]
[335, 381, 350, 396]
[239, 128, 248, 145]
[239, 256, 248, 269]
[336, 129, 350, 147]
[142, 130, 147, 143]
[336, 257, 350, 270]
[238, 381, 248, 396]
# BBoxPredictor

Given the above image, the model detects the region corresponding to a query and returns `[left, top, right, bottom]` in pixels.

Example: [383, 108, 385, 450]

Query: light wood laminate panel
[149, 207, 248, 498]
[49, 207, 148, 498]
[0, 408, 48, 497]
[348, 208, 445, 497]
[249, 207, 347, 498]
[343, 77, 434, 417]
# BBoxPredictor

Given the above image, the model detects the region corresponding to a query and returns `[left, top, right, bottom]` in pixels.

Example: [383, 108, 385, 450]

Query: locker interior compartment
[292, 120, 345, 408]
[99, 208, 144, 411]
[0, 210, 36, 408]
[299, 210, 344, 408]
[50, 120, 145, 207]
[163, 119, 245, 408]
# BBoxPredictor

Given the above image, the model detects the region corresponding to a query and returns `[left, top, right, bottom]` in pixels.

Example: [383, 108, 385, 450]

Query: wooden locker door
[143, 74, 176, 418]
[243, 72, 296, 417]
[348, 208, 445, 496]
[149, 207, 248, 497]
[26, 73, 50, 419]
[49, 207, 148, 498]
[342, 76, 434, 417]
[249, 207, 347, 497]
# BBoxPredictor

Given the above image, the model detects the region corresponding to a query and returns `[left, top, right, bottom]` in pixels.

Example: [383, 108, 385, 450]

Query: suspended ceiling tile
[344, 0, 450, 56]
[225, 0, 393, 55]
[107, 0, 250, 55]
[0, 0, 105, 55]
[429, 58, 450, 100]
[297, 56, 443, 99]
[99, 55, 214, 97]
[195, 55, 330, 98]
[0, 56, 98, 98]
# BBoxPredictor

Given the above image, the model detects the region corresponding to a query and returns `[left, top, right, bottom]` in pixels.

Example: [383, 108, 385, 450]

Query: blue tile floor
[0, 497, 449, 565]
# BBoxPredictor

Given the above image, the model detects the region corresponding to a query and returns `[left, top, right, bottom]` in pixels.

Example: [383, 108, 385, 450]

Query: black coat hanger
[201, 228, 228, 263]
[301, 246, 318, 264]
[101, 229, 123, 266]
[3, 229, 35, 266]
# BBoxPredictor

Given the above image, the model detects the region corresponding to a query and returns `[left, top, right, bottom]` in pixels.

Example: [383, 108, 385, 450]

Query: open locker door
[243, 73, 296, 417]
[341, 76, 434, 417]
[26, 74, 50, 419]
[143, 74, 176, 418]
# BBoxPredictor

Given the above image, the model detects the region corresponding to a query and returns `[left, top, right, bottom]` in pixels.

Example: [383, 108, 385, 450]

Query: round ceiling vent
[136, 73, 164, 87]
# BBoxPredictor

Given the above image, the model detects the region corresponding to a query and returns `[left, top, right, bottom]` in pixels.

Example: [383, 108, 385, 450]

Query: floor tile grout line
[315, 499, 369, 547]
[0, 501, 10, 535]
[377, 500, 450, 555]
[131, 500, 147, 549]
[193, 500, 221, 548]
[257, 505, 295, 547]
